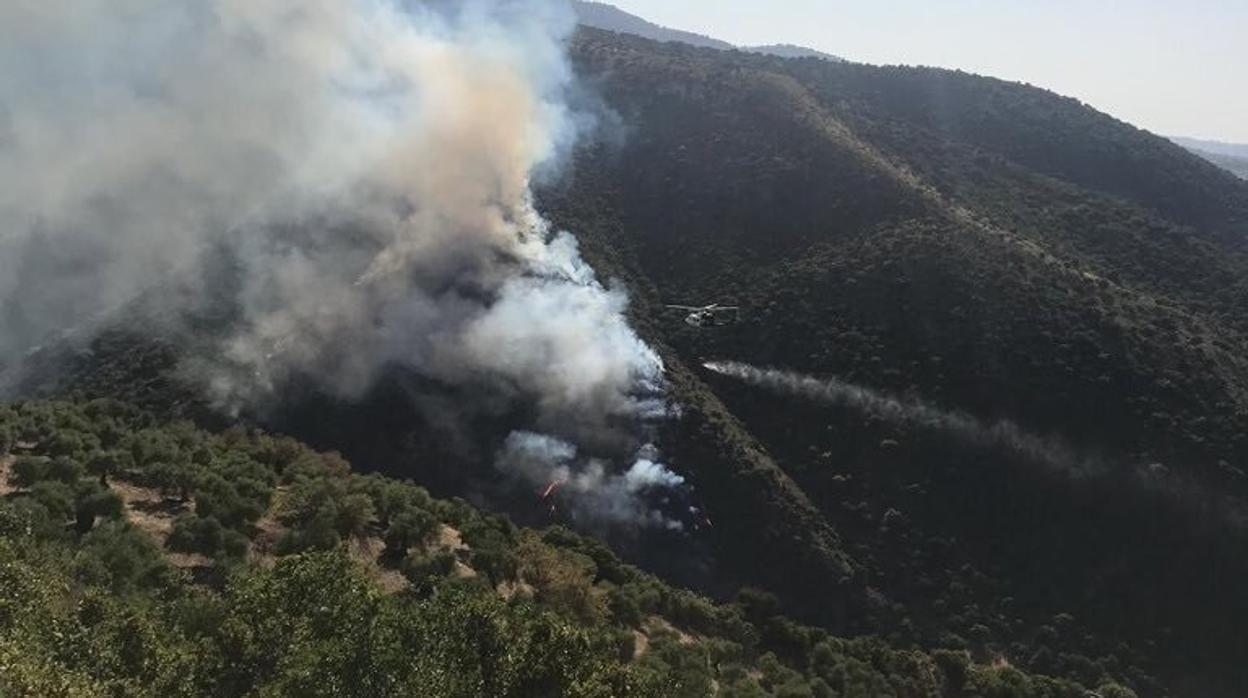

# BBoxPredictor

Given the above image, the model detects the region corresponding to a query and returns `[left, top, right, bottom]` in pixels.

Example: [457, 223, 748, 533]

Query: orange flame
[541, 480, 564, 500]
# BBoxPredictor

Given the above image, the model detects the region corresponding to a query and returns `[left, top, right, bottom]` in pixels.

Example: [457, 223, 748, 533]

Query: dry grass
[497, 579, 536, 601]
[0, 455, 15, 497]
[110, 479, 211, 570]
[248, 486, 289, 568]
[347, 536, 408, 593]
[437, 524, 468, 553]
[111, 480, 189, 539]
[643, 616, 699, 646]
[632, 630, 650, 660]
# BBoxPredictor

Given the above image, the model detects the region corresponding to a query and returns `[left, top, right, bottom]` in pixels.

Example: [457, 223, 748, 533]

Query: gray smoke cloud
[703, 361, 1100, 477]
[0, 0, 683, 526]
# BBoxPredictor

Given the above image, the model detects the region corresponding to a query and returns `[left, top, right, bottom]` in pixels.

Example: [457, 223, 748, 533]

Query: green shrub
[28, 481, 76, 521]
[401, 550, 457, 593]
[383, 507, 439, 557]
[169, 515, 226, 557]
[9, 456, 50, 488]
[73, 483, 123, 533]
[73, 522, 169, 593]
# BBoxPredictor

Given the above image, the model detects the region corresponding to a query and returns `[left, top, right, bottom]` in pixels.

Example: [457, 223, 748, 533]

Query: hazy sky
[606, 0, 1248, 143]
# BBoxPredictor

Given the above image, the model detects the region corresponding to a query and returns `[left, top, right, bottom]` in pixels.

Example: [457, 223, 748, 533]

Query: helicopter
[665, 303, 741, 328]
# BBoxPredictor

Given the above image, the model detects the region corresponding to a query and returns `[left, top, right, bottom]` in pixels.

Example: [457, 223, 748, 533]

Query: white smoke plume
[703, 361, 1100, 477]
[0, 0, 683, 524]
[498, 431, 687, 531]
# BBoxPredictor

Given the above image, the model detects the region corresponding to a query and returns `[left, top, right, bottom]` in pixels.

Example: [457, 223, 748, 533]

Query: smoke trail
[0, 0, 682, 528]
[704, 360, 1248, 531]
[703, 361, 1099, 477]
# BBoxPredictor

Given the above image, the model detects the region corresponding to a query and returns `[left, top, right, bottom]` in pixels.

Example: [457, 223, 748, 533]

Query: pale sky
[607, 0, 1248, 143]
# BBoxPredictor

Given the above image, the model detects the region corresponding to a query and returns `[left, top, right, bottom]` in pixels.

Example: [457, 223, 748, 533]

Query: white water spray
[703, 360, 1098, 476]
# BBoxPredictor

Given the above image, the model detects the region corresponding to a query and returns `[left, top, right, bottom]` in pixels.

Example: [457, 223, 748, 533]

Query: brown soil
[437, 524, 469, 553]
[110, 479, 210, 569]
[0, 455, 15, 497]
[643, 616, 699, 646]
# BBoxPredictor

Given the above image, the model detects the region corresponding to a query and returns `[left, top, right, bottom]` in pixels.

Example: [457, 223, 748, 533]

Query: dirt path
[3, 461, 482, 595]
[348, 536, 408, 593]
[437, 524, 469, 553]
[110, 479, 210, 569]
[0, 455, 15, 497]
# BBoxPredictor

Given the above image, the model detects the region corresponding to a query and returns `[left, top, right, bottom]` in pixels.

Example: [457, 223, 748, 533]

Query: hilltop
[572, 1, 844, 61]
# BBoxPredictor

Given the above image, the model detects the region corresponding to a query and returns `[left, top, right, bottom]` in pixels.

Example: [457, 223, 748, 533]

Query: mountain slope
[2, 399, 1121, 697]
[540, 28, 1248, 697]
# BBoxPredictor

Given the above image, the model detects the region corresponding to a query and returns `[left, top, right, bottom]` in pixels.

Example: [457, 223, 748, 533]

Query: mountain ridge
[572, 1, 845, 62]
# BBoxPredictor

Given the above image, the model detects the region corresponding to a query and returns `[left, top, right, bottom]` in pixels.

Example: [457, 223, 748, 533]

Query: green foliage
[460, 514, 519, 584]
[73, 521, 170, 593]
[276, 476, 378, 553]
[0, 400, 1113, 698]
[517, 531, 607, 624]
[1097, 683, 1140, 698]
[382, 506, 439, 557]
[29, 480, 76, 521]
[401, 549, 457, 593]
[170, 514, 221, 553]
[73, 482, 124, 533]
[10, 455, 52, 487]
[87, 449, 133, 485]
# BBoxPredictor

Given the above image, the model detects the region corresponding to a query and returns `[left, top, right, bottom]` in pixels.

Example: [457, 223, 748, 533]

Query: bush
[9, 457, 50, 488]
[28, 481, 76, 521]
[73, 522, 169, 592]
[169, 515, 226, 557]
[1097, 683, 1139, 698]
[335, 493, 374, 540]
[222, 530, 250, 560]
[47, 456, 85, 483]
[516, 533, 606, 624]
[401, 550, 457, 593]
[932, 648, 971, 692]
[0, 497, 67, 541]
[195, 473, 265, 530]
[276, 512, 341, 554]
[383, 507, 439, 558]
[73, 484, 123, 534]
[87, 450, 133, 485]
[608, 584, 645, 627]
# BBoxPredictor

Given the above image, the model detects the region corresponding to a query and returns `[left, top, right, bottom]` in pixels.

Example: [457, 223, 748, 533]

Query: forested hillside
[5, 19, 1248, 698]
[541, 28, 1248, 697]
[1, 399, 1126, 697]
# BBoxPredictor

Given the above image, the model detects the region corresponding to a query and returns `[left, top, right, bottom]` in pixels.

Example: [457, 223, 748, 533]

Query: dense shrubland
[0, 399, 1124, 697]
